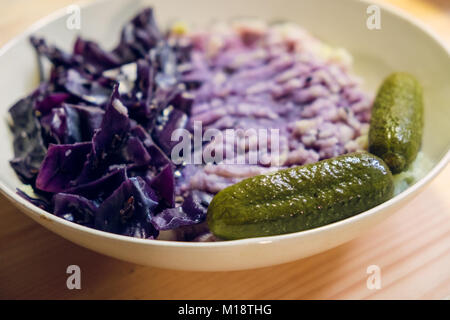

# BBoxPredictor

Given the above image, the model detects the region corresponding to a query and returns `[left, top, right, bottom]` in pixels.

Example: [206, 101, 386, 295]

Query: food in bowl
[7, 8, 427, 242]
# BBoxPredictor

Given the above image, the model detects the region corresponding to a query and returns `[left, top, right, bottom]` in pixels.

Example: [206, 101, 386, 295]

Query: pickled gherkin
[207, 152, 394, 240]
[369, 72, 424, 174]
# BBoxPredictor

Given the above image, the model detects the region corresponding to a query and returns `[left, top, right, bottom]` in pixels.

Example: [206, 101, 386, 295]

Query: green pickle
[207, 152, 394, 240]
[369, 72, 424, 174]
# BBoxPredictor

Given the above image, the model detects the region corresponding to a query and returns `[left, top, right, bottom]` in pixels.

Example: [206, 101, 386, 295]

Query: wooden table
[0, 0, 449, 300]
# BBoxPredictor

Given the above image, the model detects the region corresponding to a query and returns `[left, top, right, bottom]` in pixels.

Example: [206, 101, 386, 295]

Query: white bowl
[0, 0, 449, 271]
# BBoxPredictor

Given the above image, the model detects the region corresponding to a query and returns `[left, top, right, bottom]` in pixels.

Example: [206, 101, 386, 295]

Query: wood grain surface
[0, 0, 449, 300]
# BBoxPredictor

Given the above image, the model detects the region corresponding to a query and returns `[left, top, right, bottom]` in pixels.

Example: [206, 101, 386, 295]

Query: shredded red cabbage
[10, 8, 211, 241]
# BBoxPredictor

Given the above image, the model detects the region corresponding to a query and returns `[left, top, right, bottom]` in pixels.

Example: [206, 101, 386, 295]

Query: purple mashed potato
[174, 21, 373, 195]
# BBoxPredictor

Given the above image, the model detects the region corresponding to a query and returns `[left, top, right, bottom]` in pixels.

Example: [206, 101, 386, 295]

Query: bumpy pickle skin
[369, 72, 424, 174]
[207, 152, 394, 240]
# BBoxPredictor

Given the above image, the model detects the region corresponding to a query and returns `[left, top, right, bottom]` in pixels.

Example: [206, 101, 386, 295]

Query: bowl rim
[0, 0, 449, 248]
